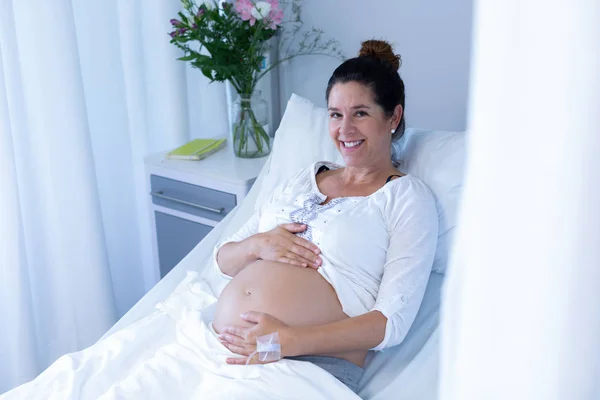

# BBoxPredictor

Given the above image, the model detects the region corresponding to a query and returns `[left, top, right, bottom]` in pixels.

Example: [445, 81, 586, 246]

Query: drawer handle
[150, 190, 224, 214]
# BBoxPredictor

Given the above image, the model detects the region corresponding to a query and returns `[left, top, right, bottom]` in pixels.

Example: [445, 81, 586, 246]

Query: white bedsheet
[1, 272, 359, 400]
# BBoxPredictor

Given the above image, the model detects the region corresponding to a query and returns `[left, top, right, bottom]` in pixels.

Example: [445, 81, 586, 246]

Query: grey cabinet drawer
[155, 211, 213, 277]
[150, 175, 236, 222]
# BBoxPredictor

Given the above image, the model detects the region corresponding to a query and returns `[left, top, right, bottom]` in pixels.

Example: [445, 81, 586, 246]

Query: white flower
[251, 1, 272, 20]
[199, 0, 215, 10]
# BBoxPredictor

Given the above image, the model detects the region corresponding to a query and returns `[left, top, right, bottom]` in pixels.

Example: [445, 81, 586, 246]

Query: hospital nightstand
[144, 145, 267, 284]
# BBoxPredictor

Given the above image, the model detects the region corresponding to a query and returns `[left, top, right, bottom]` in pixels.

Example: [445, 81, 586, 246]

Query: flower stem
[233, 96, 270, 158]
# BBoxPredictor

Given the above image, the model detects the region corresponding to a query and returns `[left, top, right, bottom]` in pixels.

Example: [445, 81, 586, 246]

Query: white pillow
[395, 129, 465, 274]
[255, 94, 342, 207]
[256, 94, 465, 274]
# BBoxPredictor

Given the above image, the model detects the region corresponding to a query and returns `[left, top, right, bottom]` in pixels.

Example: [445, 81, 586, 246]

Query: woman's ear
[392, 104, 403, 129]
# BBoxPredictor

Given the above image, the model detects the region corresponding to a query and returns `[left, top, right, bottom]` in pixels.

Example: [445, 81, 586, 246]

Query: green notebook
[166, 138, 226, 160]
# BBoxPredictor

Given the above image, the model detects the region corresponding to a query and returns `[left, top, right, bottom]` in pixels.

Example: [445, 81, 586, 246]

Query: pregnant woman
[212, 40, 438, 393]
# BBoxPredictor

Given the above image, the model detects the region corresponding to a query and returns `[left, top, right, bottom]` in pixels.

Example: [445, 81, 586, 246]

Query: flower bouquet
[169, 0, 342, 158]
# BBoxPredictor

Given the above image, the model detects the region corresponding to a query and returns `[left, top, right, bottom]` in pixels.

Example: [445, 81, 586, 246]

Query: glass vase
[231, 92, 271, 158]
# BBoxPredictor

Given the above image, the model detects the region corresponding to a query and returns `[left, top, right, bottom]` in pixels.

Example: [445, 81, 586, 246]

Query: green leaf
[200, 66, 214, 81]
[178, 54, 197, 61]
[178, 12, 189, 24]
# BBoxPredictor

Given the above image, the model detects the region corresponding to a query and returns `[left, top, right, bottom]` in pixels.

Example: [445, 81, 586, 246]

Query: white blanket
[1, 272, 358, 400]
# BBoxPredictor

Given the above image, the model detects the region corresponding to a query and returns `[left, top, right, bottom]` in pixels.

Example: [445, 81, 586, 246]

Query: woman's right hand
[249, 223, 322, 269]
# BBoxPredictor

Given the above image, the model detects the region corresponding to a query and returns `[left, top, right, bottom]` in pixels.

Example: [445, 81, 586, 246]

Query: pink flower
[235, 0, 254, 23]
[268, 6, 283, 29]
[235, 0, 283, 28]
[263, 0, 282, 29]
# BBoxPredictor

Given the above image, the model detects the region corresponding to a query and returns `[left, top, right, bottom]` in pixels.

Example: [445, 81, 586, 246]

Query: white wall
[278, 0, 473, 132]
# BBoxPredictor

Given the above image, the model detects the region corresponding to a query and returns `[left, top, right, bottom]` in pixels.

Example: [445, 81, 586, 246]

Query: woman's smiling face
[327, 81, 401, 167]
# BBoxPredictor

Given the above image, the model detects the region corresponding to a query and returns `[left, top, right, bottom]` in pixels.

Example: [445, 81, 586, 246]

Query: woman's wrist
[282, 325, 304, 357]
[242, 235, 261, 262]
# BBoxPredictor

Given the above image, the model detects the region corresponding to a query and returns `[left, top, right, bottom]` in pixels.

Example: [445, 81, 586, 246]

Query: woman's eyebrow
[327, 105, 371, 111]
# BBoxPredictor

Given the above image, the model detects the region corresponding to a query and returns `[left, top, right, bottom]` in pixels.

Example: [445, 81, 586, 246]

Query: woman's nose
[339, 117, 354, 135]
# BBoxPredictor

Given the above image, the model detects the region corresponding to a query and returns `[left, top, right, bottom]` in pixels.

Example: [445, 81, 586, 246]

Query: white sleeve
[211, 166, 309, 279]
[212, 211, 261, 279]
[370, 181, 439, 351]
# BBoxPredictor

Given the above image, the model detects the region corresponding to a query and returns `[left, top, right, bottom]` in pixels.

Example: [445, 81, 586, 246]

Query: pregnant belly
[212, 260, 367, 366]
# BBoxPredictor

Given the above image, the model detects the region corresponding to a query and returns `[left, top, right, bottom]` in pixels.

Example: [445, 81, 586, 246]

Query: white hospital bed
[103, 94, 465, 400]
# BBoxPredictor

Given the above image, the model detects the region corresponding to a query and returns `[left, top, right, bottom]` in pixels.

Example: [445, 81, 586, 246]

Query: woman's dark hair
[325, 40, 406, 142]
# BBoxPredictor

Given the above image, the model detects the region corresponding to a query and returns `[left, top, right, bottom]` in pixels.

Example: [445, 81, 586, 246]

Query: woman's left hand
[218, 311, 290, 365]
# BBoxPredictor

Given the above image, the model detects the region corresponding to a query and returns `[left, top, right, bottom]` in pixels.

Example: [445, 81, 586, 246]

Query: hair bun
[358, 40, 401, 71]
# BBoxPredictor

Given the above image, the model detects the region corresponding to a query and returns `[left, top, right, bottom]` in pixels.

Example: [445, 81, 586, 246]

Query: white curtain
[0, 0, 228, 392]
[441, 1, 600, 399]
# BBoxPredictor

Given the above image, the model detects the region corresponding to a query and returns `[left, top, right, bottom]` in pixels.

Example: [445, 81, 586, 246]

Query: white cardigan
[214, 161, 438, 351]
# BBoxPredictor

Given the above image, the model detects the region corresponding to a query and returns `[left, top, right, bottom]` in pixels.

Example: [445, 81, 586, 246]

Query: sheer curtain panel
[0, 0, 228, 392]
[440, 1, 600, 399]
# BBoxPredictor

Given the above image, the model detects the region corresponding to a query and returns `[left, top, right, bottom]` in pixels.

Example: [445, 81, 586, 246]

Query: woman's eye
[355, 111, 368, 117]
[330, 112, 341, 119]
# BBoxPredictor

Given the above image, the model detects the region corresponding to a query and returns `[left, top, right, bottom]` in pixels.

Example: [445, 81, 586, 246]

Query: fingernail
[240, 312, 247, 318]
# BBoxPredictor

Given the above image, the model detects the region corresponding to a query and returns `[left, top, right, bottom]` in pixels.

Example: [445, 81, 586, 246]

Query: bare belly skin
[212, 260, 368, 366]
